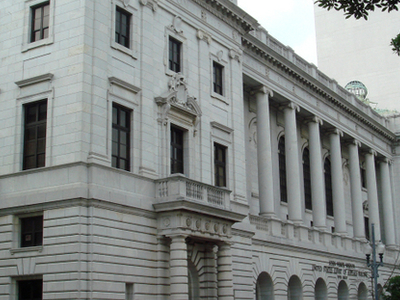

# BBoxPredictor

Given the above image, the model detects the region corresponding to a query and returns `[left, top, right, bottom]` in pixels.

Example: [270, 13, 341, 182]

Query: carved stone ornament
[216, 50, 223, 62]
[155, 73, 202, 134]
[123, 0, 130, 6]
[197, 29, 212, 44]
[229, 49, 241, 62]
[139, 0, 158, 11]
[170, 16, 183, 34]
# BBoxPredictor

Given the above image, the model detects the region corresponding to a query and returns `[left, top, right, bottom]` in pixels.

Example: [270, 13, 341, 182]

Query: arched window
[288, 275, 302, 300]
[338, 280, 349, 300]
[357, 282, 368, 300]
[256, 272, 274, 300]
[303, 147, 312, 210]
[278, 136, 287, 203]
[324, 157, 334, 216]
[315, 278, 327, 300]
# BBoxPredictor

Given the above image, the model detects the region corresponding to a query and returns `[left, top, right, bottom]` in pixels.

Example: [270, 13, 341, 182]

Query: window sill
[211, 92, 228, 105]
[22, 38, 54, 53]
[111, 42, 137, 60]
[10, 246, 43, 255]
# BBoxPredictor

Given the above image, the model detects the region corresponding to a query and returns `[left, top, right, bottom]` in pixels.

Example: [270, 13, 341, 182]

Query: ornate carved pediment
[155, 73, 202, 133]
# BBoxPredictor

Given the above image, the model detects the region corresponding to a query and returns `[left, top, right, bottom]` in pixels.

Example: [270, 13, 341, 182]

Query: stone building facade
[0, 0, 399, 299]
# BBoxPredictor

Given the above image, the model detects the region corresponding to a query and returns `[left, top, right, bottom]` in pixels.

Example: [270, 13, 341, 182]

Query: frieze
[157, 211, 232, 239]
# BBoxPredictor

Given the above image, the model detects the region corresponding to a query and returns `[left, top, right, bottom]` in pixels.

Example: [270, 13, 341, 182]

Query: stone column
[283, 102, 302, 223]
[348, 140, 365, 239]
[307, 117, 326, 229]
[254, 86, 275, 217]
[170, 235, 188, 300]
[379, 158, 396, 247]
[365, 150, 381, 241]
[329, 129, 347, 234]
[217, 242, 234, 300]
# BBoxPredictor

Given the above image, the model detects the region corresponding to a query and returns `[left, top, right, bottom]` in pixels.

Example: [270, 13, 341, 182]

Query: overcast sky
[237, 0, 318, 65]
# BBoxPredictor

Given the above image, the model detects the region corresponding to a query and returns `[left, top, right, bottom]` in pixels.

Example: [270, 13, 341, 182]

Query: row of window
[29, 2, 225, 96]
[23, 101, 227, 187]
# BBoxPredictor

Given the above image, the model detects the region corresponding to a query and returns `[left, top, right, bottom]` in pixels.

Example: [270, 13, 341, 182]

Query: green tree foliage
[382, 275, 400, 299]
[315, 0, 400, 55]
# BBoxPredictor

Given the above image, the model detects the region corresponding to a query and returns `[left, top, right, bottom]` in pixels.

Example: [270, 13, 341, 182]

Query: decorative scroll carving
[197, 29, 212, 44]
[155, 73, 202, 134]
[169, 16, 183, 34]
[229, 49, 241, 62]
[139, 0, 158, 11]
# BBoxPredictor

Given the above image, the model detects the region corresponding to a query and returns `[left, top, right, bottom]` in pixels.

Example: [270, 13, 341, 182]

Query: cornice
[242, 35, 395, 143]
[190, 0, 258, 34]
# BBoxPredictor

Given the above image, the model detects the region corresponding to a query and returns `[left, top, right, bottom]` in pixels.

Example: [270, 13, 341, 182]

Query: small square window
[18, 279, 42, 300]
[21, 216, 43, 248]
[213, 62, 224, 95]
[169, 37, 181, 73]
[115, 7, 131, 48]
[30, 2, 50, 43]
[214, 143, 227, 187]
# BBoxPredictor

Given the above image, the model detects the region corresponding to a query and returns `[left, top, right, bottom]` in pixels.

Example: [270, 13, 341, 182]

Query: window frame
[112, 103, 131, 171]
[16, 277, 43, 300]
[110, 2, 138, 58]
[20, 215, 43, 248]
[278, 136, 287, 203]
[115, 6, 131, 48]
[214, 143, 227, 187]
[168, 36, 182, 73]
[23, 100, 48, 170]
[212, 61, 224, 96]
[170, 125, 185, 174]
[30, 1, 50, 43]
[303, 147, 312, 210]
[22, 0, 55, 52]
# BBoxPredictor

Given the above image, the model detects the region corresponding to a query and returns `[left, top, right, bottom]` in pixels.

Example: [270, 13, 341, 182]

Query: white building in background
[0, 0, 399, 299]
[314, 4, 400, 112]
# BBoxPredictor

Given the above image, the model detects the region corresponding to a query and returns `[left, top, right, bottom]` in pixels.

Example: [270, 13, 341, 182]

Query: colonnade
[253, 86, 396, 247]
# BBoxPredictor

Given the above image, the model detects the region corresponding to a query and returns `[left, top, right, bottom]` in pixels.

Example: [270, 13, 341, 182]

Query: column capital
[305, 116, 323, 126]
[327, 128, 343, 137]
[280, 101, 300, 112]
[379, 157, 392, 165]
[250, 85, 273, 97]
[365, 149, 377, 157]
[344, 138, 361, 147]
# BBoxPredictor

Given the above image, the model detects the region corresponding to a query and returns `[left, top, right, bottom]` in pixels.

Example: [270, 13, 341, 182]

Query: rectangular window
[170, 126, 184, 174]
[213, 62, 223, 95]
[115, 7, 131, 48]
[361, 167, 366, 188]
[214, 143, 227, 187]
[30, 2, 50, 43]
[169, 37, 181, 73]
[18, 279, 42, 300]
[112, 104, 131, 171]
[21, 216, 43, 248]
[23, 100, 47, 170]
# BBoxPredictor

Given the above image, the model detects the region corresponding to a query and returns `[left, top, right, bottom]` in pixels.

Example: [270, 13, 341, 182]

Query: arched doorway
[256, 272, 274, 300]
[338, 280, 349, 300]
[288, 275, 302, 300]
[358, 282, 368, 300]
[315, 278, 327, 300]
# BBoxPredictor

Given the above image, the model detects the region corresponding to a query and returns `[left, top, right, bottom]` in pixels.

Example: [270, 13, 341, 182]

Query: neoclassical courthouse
[0, 0, 399, 299]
